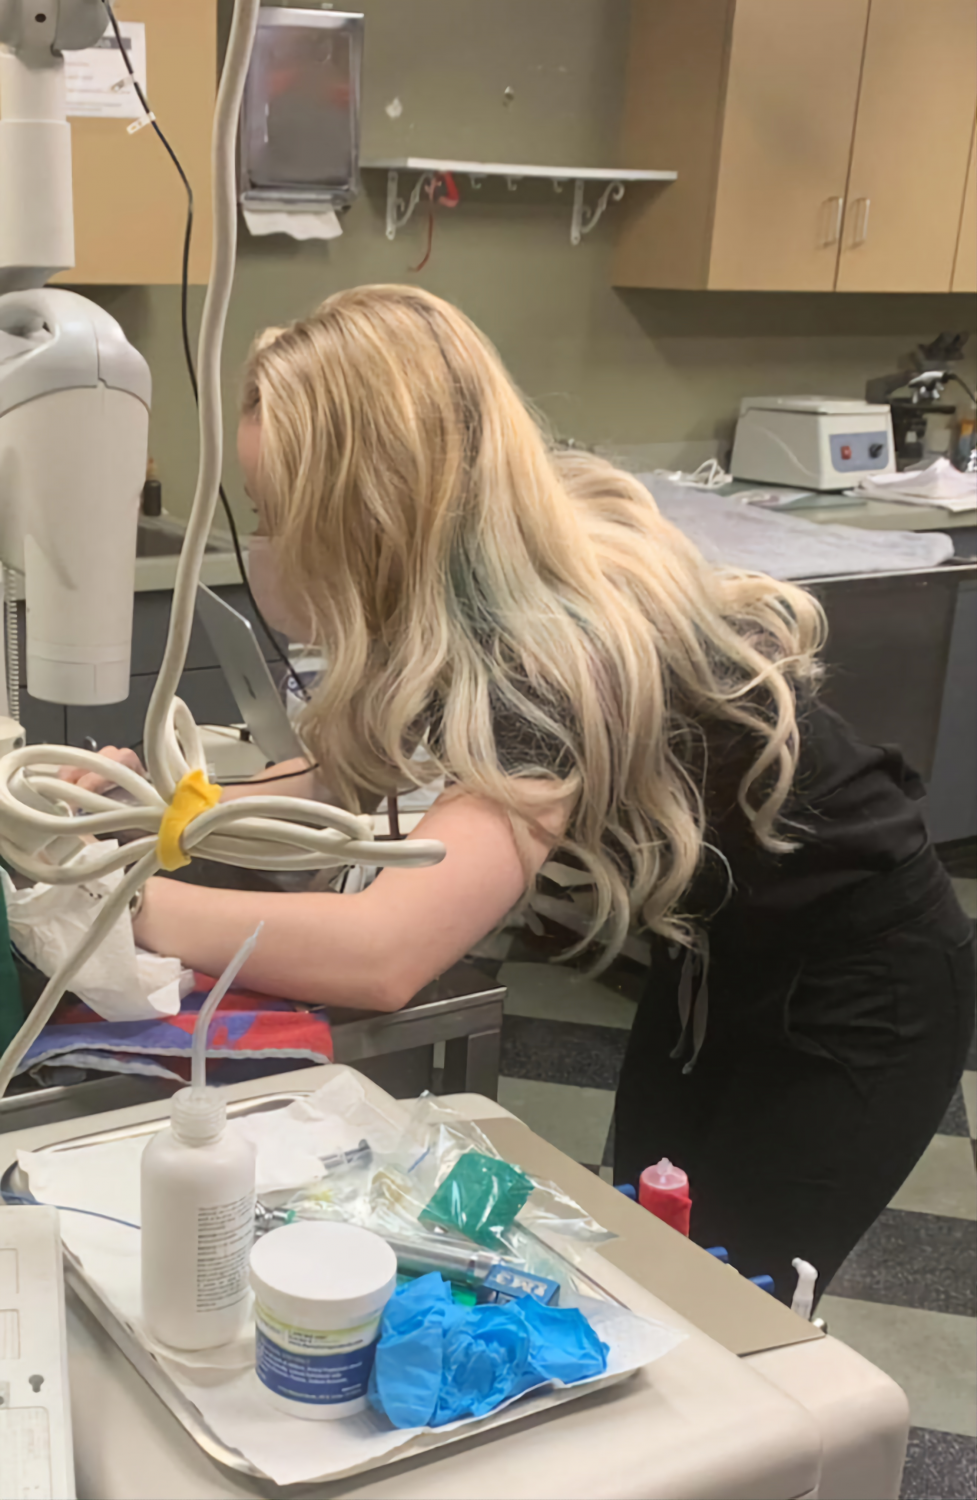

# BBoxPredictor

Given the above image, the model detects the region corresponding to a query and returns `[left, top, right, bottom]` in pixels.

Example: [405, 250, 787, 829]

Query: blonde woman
[80, 286, 974, 1302]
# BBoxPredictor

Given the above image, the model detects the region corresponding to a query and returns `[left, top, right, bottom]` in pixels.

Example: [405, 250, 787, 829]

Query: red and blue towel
[17, 974, 333, 1084]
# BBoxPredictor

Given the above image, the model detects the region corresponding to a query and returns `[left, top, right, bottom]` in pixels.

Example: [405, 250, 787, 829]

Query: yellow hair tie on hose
[156, 769, 223, 871]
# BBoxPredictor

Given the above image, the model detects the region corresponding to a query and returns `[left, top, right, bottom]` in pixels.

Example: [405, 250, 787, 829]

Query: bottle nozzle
[643, 1157, 688, 1190]
[190, 923, 264, 1093]
[790, 1258, 818, 1321]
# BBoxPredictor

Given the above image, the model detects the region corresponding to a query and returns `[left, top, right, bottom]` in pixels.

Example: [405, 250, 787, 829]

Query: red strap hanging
[410, 171, 460, 273]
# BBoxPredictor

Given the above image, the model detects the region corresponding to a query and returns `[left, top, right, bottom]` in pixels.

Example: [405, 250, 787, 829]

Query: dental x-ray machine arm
[0, 0, 149, 708]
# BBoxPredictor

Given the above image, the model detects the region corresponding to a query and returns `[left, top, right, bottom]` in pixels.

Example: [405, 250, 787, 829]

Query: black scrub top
[487, 693, 929, 948]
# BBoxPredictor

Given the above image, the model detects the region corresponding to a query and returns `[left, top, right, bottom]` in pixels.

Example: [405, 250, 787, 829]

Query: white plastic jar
[250, 1221, 397, 1420]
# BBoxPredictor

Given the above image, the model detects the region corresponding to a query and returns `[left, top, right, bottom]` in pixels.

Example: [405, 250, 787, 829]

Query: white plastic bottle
[140, 927, 261, 1351]
[141, 1085, 256, 1350]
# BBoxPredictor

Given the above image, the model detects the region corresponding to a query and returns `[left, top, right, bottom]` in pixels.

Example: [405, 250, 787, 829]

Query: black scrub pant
[613, 847, 976, 1304]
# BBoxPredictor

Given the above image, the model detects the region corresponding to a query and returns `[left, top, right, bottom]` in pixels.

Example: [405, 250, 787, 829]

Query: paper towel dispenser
[240, 7, 363, 213]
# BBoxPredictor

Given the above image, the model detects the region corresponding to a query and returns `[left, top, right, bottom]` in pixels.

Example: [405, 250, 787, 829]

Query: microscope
[0, 0, 149, 718]
[865, 332, 975, 471]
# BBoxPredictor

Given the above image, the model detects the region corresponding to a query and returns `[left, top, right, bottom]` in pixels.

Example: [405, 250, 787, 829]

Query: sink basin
[134, 516, 240, 592]
[136, 520, 224, 559]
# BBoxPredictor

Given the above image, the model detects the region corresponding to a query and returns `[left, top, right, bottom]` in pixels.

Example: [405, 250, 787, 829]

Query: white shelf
[366, 158, 675, 183]
[362, 158, 677, 245]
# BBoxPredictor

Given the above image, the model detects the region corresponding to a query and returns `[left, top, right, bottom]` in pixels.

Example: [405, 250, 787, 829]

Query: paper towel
[243, 207, 342, 241]
[228, 1069, 409, 1195]
[852, 457, 977, 513]
[2, 845, 193, 1021]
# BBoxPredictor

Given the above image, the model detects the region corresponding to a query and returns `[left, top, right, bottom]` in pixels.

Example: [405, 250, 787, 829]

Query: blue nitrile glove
[368, 1273, 455, 1428]
[369, 1274, 610, 1430]
[433, 1304, 532, 1425]
[518, 1294, 610, 1387]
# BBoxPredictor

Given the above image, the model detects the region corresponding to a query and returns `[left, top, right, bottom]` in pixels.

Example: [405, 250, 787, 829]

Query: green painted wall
[79, 0, 977, 524]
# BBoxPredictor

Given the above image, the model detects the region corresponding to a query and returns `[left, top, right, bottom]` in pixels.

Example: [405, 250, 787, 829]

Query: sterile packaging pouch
[368, 1272, 609, 1429]
[403, 1093, 617, 1254]
[1, 848, 193, 1021]
[283, 1092, 617, 1297]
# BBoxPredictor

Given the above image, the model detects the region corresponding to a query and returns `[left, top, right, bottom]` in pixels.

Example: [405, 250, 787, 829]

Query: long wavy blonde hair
[242, 285, 826, 960]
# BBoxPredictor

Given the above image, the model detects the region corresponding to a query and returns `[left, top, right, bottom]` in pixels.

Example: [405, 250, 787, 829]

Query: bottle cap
[170, 1086, 226, 1145]
[639, 1157, 688, 1191]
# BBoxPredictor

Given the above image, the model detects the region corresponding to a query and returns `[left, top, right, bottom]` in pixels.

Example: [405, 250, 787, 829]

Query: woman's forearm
[134, 877, 406, 1010]
[133, 788, 558, 1013]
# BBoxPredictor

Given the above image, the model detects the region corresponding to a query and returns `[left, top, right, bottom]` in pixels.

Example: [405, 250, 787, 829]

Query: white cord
[652, 459, 732, 490]
[0, 0, 444, 1098]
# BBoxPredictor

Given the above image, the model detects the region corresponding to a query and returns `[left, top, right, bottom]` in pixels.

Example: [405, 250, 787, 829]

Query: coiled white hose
[0, 0, 443, 1097]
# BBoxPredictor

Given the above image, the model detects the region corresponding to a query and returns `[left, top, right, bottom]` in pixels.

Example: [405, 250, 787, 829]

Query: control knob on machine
[868, 442, 884, 458]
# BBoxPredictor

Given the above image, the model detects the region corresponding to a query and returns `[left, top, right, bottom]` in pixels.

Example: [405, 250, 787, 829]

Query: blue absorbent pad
[368, 1272, 610, 1429]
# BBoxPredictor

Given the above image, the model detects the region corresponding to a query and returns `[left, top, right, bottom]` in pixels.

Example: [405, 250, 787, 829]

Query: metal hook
[385, 170, 435, 240]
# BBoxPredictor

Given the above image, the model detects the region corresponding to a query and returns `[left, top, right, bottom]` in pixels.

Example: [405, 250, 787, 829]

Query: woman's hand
[57, 750, 318, 801]
[58, 745, 146, 795]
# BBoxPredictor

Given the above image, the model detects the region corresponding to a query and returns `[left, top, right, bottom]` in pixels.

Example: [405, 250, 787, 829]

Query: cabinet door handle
[852, 196, 871, 247]
[823, 196, 844, 246]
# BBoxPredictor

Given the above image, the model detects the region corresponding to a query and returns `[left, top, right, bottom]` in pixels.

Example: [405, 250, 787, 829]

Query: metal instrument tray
[3, 1092, 634, 1488]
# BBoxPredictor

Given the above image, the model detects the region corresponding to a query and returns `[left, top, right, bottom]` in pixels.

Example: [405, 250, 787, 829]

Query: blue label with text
[255, 1326, 379, 1405]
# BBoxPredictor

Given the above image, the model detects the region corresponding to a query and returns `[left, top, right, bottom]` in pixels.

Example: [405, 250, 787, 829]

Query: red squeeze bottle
[638, 1158, 691, 1235]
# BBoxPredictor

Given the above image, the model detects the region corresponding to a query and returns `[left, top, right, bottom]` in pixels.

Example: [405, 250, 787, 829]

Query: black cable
[222, 762, 320, 786]
[949, 372, 977, 408]
[100, 1, 310, 702]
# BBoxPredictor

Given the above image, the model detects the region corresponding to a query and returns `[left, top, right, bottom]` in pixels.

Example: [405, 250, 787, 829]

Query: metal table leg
[442, 1024, 502, 1099]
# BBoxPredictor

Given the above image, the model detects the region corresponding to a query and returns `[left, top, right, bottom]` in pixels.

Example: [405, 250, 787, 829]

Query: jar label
[255, 1323, 380, 1405]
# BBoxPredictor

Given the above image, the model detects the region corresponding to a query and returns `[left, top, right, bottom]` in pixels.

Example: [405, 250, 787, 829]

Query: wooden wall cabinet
[836, 0, 976, 292]
[614, 0, 977, 294]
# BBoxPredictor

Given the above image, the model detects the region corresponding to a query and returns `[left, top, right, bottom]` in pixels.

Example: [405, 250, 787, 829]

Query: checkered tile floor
[469, 872, 977, 1500]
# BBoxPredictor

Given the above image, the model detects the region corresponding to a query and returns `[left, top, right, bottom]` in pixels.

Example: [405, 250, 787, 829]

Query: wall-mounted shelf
[363, 158, 677, 246]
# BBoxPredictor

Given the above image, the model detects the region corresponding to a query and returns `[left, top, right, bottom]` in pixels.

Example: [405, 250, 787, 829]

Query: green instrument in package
[419, 1150, 535, 1249]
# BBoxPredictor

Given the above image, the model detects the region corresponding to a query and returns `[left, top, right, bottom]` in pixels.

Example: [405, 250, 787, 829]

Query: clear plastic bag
[400, 1093, 617, 1252]
[279, 1093, 618, 1307]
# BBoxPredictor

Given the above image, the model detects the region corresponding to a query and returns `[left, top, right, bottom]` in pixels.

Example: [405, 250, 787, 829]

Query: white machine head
[0, 289, 150, 704]
[0, 0, 109, 291]
[0, 0, 150, 706]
